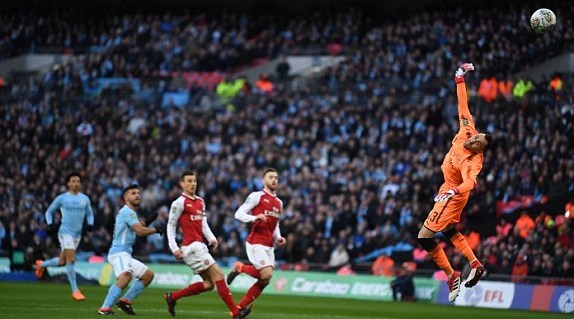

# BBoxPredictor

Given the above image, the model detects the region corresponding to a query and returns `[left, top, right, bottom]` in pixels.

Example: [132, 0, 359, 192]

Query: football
[530, 8, 556, 34]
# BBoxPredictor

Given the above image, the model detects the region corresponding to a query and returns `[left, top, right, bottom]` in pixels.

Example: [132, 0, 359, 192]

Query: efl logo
[456, 282, 513, 309]
[558, 289, 574, 313]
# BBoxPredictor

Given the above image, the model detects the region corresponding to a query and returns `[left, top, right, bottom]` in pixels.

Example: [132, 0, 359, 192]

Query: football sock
[429, 246, 454, 277]
[241, 265, 261, 279]
[102, 285, 123, 308]
[238, 281, 266, 309]
[122, 280, 145, 302]
[171, 282, 206, 301]
[41, 257, 60, 268]
[65, 262, 79, 293]
[450, 233, 478, 263]
[215, 280, 238, 315]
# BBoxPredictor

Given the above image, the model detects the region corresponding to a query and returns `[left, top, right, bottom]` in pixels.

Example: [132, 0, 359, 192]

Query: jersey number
[428, 211, 440, 223]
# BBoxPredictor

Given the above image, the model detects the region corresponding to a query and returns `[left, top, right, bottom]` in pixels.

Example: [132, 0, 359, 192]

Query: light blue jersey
[108, 205, 140, 255]
[45, 192, 94, 238]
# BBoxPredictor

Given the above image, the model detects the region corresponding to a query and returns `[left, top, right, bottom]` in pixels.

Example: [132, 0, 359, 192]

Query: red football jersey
[167, 193, 206, 251]
[243, 190, 283, 247]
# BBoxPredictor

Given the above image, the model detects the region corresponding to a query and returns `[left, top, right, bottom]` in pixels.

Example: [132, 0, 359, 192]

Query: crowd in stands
[2, 2, 573, 79]
[1, 2, 573, 282]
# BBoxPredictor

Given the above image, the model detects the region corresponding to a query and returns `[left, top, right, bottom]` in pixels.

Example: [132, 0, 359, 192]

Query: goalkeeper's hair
[484, 134, 494, 151]
[66, 172, 82, 183]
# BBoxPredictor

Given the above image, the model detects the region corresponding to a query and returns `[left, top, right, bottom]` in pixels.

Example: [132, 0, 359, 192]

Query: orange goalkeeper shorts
[423, 192, 470, 232]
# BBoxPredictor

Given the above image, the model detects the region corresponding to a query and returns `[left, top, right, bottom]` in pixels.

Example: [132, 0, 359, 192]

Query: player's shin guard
[42, 257, 60, 268]
[215, 280, 238, 315]
[238, 281, 266, 309]
[448, 232, 478, 263]
[241, 264, 262, 279]
[66, 263, 79, 293]
[429, 245, 454, 277]
[102, 285, 123, 308]
[419, 236, 454, 276]
[171, 282, 206, 301]
[122, 280, 145, 302]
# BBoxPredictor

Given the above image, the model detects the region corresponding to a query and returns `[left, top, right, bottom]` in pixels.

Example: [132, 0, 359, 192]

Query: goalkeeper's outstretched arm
[454, 63, 476, 131]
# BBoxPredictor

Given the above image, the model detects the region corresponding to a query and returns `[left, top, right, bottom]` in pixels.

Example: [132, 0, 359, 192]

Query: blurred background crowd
[1, 0, 573, 284]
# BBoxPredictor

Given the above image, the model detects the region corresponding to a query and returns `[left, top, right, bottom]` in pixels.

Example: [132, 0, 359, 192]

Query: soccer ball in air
[530, 8, 556, 34]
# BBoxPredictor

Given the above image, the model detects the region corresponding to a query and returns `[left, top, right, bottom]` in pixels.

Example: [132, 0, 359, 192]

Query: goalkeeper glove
[454, 63, 474, 83]
[434, 188, 460, 202]
[154, 227, 164, 236]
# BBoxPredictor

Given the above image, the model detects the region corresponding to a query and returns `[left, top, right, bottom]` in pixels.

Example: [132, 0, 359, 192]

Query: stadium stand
[0, 0, 572, 283]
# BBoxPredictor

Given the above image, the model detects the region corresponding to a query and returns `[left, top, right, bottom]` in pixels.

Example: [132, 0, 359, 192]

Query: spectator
[566, 197, 574, 219]
[391, 263, 416, 302]
[511, 253, 529, 282]
[255, 73, 273, 94]
[336, 262, 356, 276]
[496, 219, 512, 238]
[515, 211, 535, 239]
[275, 58, 291, 81]
[372, 254, 395, 277]
[0, 221, 5, 254]
[478, 76, 498, 103]
[549, 74, 563, 94]
[328, 243, 349, 268]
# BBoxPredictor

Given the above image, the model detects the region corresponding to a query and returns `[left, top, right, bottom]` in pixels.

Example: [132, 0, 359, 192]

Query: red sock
[216, 280, 238, 315]
[241, 265, 261, 279]
[239, 281, 266, 308]
[171, 282, 207, 301]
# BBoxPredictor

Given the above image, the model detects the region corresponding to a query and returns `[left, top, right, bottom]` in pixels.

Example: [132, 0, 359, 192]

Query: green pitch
[0, 282, 569, 319]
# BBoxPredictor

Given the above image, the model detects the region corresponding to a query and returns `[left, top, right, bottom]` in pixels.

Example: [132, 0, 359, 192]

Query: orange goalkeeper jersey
[440, 82, 484, 194]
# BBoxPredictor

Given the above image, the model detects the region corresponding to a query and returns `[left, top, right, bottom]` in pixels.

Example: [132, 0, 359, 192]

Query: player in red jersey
[226, 167, 287, 310]
[163, 171, 251, 319]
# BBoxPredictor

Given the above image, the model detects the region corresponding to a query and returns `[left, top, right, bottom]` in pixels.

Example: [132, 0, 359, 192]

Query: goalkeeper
[417, 63, 491, 303]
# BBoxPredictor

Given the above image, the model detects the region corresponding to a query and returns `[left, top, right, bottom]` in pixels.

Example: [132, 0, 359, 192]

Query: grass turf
[0, 282, 570, 319]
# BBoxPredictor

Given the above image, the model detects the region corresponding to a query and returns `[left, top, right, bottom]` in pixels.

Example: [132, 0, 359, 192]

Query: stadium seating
[0, 1, 572, 282]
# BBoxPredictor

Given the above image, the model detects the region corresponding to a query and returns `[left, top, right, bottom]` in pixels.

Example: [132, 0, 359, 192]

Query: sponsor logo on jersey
[190, 215, 203, 221]
[264, 207, 281, 218]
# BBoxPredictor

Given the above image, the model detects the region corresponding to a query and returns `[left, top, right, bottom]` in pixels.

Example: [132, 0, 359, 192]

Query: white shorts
[246, 242, 275, 270]
[108, 252, 148, 279]
[181, 242, 216, 274]
[58, 234, 80, 251]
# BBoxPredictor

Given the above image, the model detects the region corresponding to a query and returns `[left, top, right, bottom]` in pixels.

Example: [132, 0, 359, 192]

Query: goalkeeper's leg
[443, 226, 486, 287]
